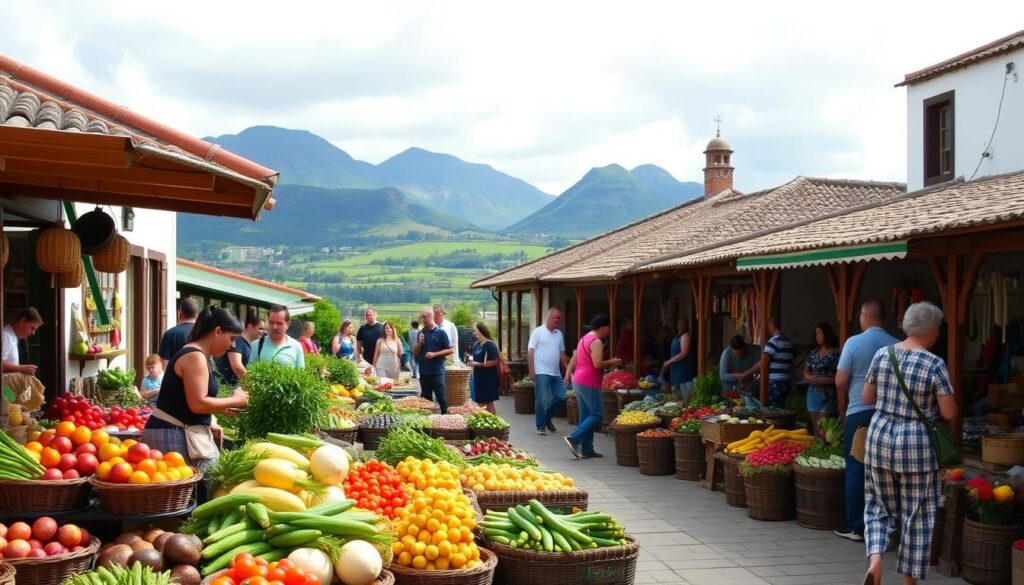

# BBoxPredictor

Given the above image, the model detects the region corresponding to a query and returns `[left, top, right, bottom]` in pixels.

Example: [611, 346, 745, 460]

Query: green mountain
[630, 164, 703, 204]
[177, 184, 479, 247]
[375, 147, 553, 230]
[502, 164, 674, 238]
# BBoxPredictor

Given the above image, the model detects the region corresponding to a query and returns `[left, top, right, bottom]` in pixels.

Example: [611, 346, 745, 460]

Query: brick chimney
[703, 132, 734, 196]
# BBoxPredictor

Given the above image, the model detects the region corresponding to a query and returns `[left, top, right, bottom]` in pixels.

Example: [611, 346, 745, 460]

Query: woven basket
[92, 233, 130, 273]
[0, 476, 91, 513]
[636, 434, 675, 476]
[717, 452, 747, 507]
[601, 392, 619, 431]
[91, 468, 201, 515]
[470, 427, 510, 441]
[463, 488, 484, 522]
[390, 546, 497, 585]
[5, 537, 99, 585]
[0, 562, 13, 585]
[616, 391, 645, 412]
[474, 488, 589, 515]
[35, 222, 80, 274]
[203, 569, 396, 585]
[566, 394, 578, 425]
[360, 426, 391, 450]
[55, 260, 84, 288]
[445, 368, 472, 407]
[429, 427, 471, 441]
[320, 427, 358, 444]
[486, 536, 639, 585]
[513, 386, 535, 414]
[673, 432, 705, 481]
[793, 464, 845, 530]
[611, 422, 659, 467]
[745, 470, 795, 521]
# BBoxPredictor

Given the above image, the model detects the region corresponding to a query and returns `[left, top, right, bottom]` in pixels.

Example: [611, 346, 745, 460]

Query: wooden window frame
[923, 90, 955, 187]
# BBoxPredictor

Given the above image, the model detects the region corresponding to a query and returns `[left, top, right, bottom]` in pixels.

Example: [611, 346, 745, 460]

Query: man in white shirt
[433, 306, 461, 365]
[2, 308, 43, 375]
[528, 308, 568, 435]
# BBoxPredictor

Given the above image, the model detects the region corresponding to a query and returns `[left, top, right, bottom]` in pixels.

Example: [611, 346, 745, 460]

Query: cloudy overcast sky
[2, 1, 1017, 194]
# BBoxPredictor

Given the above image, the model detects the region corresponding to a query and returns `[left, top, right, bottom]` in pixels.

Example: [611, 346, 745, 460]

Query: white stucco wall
[906, 47, 1024, 191]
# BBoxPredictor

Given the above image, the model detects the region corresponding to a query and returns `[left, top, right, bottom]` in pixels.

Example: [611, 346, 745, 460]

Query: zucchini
[246, 502, 271, 529]
[529, 500, 592, 545]
[204, 521, 253, 545]
[287, 516, 379, 538]
[305, 500, 355, 516]
[201, 529, 265, 560]
[193, 494, 260, 519]
[268, 529, 322, 547]
[506, 507, 542, 541]
[202, 541, 275, 576]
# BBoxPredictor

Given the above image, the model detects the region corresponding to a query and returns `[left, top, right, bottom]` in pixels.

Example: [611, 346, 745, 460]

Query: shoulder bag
[886, 345, 961, 467]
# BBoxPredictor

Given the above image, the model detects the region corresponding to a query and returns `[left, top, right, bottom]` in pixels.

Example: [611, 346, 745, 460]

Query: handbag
[151, 408, 220, 462]
[886, 345, 961, 467]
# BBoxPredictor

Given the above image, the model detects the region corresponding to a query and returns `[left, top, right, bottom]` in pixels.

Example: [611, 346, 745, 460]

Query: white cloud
[1, 0, 1017, 193]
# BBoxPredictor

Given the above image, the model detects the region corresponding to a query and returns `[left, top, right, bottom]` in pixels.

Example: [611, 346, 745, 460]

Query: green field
[304, 240, 551, 267]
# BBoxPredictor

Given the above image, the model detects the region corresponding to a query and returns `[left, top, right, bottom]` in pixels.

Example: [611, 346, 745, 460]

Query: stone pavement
[494, 398, 962, 585]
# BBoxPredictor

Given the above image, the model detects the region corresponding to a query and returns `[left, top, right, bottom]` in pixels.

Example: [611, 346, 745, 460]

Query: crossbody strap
[886, 345, 930, 425]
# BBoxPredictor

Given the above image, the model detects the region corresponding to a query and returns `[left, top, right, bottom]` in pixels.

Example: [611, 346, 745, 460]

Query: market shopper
[756, 318, 797, 408]
[407, 321, 421, 378]
[861, 301, 957, 585]
[835, 299, 898, 542]
[373, 321, 403, 380]
[158, 297, 198, 369]
[298, 321, 319, 354]
[615, 317, 635, 364]
[564, 314, 622, 459]
[434, 306, 461, 365]
[215, 313, 263, 387]
[249, 305, 305, 369]
[1, 307, 43, 375]
[414, 307, 453, 413]
[331, 320, 356, 361]
[804, 322, 841, 433]
[468, 322, 500, 414]
[719, 335, 761, 396]
[140, 354, 164, 405]
[528, 308, 568, 435]
[356, 308, 384, 365]
[661, 317, 697, 398]
[144, 306, 249, 470]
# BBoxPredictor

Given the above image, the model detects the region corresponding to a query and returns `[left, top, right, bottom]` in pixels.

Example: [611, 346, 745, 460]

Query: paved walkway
[494, 398, 962, 585]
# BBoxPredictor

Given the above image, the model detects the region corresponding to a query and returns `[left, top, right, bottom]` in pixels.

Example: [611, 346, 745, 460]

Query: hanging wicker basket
[92, 233, 129, 273]
[35, 223, 80, 274]
[71, 206, 116, 253]
[55, 260, 84, 289]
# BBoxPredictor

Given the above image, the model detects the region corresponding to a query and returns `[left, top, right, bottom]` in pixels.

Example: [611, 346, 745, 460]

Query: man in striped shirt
[759, 318, 797, 408]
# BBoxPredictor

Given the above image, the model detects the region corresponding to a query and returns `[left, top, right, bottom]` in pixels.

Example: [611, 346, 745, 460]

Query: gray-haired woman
[861, 301, 958, 585]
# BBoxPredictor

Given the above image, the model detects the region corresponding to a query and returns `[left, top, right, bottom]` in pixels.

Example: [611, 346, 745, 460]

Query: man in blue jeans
[528, 308, 568, 435]
[834, 299, 897, 542]
[414, 307, 454, 414]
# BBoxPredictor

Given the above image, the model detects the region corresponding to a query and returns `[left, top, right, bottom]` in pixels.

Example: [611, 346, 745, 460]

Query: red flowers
[968, 477, 995, 502]
[967, 475, 1022, 526]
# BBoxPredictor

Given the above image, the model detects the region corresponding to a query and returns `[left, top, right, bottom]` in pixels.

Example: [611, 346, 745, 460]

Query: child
[140, 353, 163, 406]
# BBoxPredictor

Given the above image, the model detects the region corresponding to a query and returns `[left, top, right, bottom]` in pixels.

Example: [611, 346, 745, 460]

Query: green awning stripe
[736, 242, 907, 271]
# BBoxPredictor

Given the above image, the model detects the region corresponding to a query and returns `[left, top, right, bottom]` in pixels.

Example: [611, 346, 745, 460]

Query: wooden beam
[957, 254, 986, 324]
[515, 291, 523, 359]
[824, 266, 839, 306]
[496, 290, 503, 358]
[574, 286, 586, 345]
[910, 225, 1024, 257]
[632, 280, 646, 377]
[0, 141, 130, 168]
[693, 276, 712, 376]
[0, 126, 131, 151]
[2, 158, 217, 190]
[837, 264, 849, 345]
[0, 172, 253, 206]
[607, 284, 619, 354]
[506, 291, 514, 358]
[928, 257, 948, 310]
[946, 255, 963, 445]
[0, 183, 253, 219]
[846, 262, 868, 323]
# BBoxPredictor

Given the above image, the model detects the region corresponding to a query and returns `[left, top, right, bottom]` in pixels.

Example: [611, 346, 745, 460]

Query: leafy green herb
[205, 443, 268, 494]
[238, 361, 331, 441]
[688, 371, 722, 407]
[375, 426, 466, 468]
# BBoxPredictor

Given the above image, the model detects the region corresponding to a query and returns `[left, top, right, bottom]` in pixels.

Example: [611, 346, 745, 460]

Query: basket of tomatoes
[342, 460, 411, 520]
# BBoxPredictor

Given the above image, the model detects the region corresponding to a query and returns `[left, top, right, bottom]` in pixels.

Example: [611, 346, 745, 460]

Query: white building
[901, 29, 1024, 191]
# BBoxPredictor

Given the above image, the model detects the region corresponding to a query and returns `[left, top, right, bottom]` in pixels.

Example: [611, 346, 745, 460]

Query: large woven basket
[445, 368, 472, 407]
[566, 394, 578, 425]
[601, 392, 619, 431]
[320, 427, 358, 444]
[0, 562, 14, 585]
[35, 222, 80, 274]
[616, 390, 645, 412]
[55, 260, 84, 288]
[92, 233, 130, 273]
[673, 432, 705, 481]
[360, 426, 391, 451]
[5, 537, 99, 585]
[486, 536, 639, 585]
[429, 427, 471, 441]
[470, 427, 510, 441]
[390, 546, 496, 585]
[0, 476, 91, 513]
[636, 434, 675, 476]
[474, 488, 589, 515]
[513, 386, 535, 414]
[91, 468, 201, 515]
[744, 470, 795, 521]
[718, 452, 747, 507]
[611, 422, 659, 467]
[793, 464, 845, 530]
[463, 488, 484, 522]
[203, 568, 396, 585]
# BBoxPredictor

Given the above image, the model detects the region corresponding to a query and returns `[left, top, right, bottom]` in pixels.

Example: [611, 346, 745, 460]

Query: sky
[1, 1, 1018, 194]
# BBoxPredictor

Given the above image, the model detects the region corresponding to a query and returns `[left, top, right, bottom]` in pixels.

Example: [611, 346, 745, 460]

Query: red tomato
[283, 566, 307, 585]
[233, 556, 259, 578]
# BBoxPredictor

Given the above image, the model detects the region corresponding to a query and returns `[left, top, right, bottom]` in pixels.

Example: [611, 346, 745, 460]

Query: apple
[57, 525, 82, 549]
[31, 517, 57, 542]
[126, 443, 150, 464]
[75, 453, 98, 476]
[42, 468, 64, 481]
[44, 542, 66, 556]
[62, 469, 80, 480]
[52, 437, 73, 455]
[0, 536, 6, 555]
[109, 462, 133, 483]
[78, 527, 91, 546]
[7, 522, 31, 542]
[148, 449, 163, 461]
[27, 548, 46, 558]
[0, 523, 7, 539]
[3, 539, 30, 558]
[75, 443, 97, 456]
[57, 453, 78, 472]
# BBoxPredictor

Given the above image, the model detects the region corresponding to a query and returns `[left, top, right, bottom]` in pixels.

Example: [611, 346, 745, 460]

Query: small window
[923, 90, 955, 186]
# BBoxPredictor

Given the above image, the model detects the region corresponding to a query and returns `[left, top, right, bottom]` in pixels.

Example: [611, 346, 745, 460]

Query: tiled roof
[640, 171, 1024, 271]
[898, 28, 1024, 87]
[472, 177, 905, 287]
[177, 259, 320, 316]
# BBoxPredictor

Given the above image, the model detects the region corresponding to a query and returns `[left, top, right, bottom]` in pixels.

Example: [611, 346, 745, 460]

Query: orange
[90, 430, 110, 449]
[150, 472, 169, 483]
[98, 443, 121, 462]
[25, 442, 43, 454]
[40, 447, 61, 468]
[121, 439, 137, 449]
[55, 421, 76, 438]
[166, 468, 182, 481]
[163, 452, 185, 468]
[96, 462, 112, 481]
[71, 425, 92, 447]
[156, 461, 168, 473]
[177, 466, 194, 479]
[128, 471, 150, 484]
[107, 456, 126, 466]
[136, 459, 158, 476]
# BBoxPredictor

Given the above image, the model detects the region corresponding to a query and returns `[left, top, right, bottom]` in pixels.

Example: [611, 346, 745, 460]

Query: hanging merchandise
[92, 232, 130, 273]
[71, 206, 116, 253]
[990, 271, 1008, 342]
[35, 221, 81, 274]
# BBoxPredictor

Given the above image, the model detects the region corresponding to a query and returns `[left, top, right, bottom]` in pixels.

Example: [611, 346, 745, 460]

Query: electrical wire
[968, 68, 1012, 182]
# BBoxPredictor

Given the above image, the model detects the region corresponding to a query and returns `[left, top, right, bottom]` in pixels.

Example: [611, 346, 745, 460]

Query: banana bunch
[725, 426, 816, 454]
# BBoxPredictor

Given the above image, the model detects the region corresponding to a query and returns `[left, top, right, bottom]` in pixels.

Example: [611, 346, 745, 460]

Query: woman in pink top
[563, 314, 621, 458]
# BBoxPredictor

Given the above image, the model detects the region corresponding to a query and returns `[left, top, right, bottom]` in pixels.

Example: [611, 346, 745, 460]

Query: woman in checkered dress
[861, 301, 957, 585]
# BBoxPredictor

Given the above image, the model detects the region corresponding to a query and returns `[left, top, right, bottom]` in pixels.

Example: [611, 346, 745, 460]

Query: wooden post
[495, 290, 503, 356]
[574, 286, 586, 345]
[632, 280, 646, 377]
[515, 291, 523, 359]
[506, 292, 514, 359]
[607, 284, 619, 355]
[692, 276, 712, 376]
[945, 255, 963, 444]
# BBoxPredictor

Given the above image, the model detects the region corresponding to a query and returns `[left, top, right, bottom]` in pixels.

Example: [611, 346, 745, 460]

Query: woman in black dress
[467, 323, 500, 414]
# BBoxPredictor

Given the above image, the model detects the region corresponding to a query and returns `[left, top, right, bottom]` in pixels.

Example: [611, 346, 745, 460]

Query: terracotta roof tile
[898, 28, 1024, 87]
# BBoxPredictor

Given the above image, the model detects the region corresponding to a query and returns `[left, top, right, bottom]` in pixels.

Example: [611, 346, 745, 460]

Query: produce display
[460, 438, 533, 461]
[512, 377, 533, 389]
[342, 460, 410, 520]
[360, 414, 399, 429]
[794, 445, 845, 469]
[612, 411, 659, 426]
[396, 458, 462, 492]
[375, 426, 466, 468]
[636, 428, 674, 439]
[329, 384, 364, 400]
[636, 374, 661, 390]
[397, 411, 432, 430]
[459, 464, 575, 493]
[671, 419, 701, 434]
[205, 553, 324, 585]
[817, 417, 843, 447]
[392, 485, 481, 570]
[45, 393, 151, 431]
[480, 500, 627, 551]
[738, 442, 810, 476]
[92, 438, 193, 484]
[96, 526, 202, 580]
[466, 412, 509, 430]
[232, 434, 350, 511]
[96, 368, 145, 408]
[321, 411, 358, 430]
[428, 414, 467, 430]
[358, 400, 397, 415]
[707, 412, 766, 425]
[64, 562, 178, 585]
[448, 403, 486, 416]
[307, 353, 362, 389]
[0, 517, 91, 559]
[237, 362, 331, 441]
[393, 397, 438, 411]
[0, 427, 47, 479]
[687, 371, 723, 407]
[601, 371, 637, 391]
[725, 426, 814, 454]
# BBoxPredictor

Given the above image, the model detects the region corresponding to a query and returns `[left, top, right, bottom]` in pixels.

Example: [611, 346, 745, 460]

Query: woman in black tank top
[143, 307, 249, 469]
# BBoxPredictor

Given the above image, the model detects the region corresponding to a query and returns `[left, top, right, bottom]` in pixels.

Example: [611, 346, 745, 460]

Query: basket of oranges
[89, 439, 201, 516]
[0, 423, 105, 513]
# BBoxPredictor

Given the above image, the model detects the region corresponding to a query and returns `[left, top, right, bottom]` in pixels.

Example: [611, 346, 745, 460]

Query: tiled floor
[495, 398, 963, 585]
